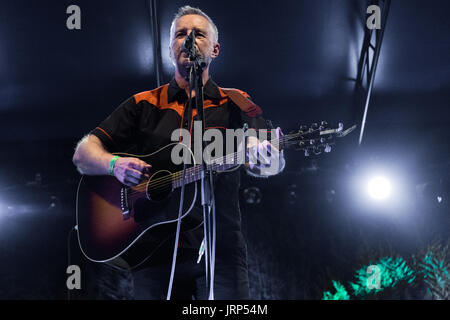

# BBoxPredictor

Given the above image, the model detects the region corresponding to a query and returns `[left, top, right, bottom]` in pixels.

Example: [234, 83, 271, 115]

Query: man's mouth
[179, 50, 206, 66]
[180, 52, 191, 60]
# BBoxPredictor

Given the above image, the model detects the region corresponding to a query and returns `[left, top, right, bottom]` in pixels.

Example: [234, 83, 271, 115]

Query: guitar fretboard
[171, 134, 291, 188]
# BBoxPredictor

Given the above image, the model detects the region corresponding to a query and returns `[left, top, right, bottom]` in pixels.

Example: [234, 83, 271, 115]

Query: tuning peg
[299, 125, 308, 132]
[320, 138, 326, 144]
[324, 144, 332, 153]
[319, 121, 328, 131]
[304, 149, 310, 157]
[311, 123, 319, 130]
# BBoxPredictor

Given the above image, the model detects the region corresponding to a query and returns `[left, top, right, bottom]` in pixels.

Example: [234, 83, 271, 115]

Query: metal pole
[149, 0, 163, 86]
[358, 0, 391, 145]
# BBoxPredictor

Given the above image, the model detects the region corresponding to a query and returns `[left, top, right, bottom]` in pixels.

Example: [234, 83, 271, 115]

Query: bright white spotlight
[367, 176, 392, 200]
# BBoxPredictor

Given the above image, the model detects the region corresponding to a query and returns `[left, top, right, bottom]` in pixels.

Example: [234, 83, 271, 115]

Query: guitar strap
[220, 88, 263, 117]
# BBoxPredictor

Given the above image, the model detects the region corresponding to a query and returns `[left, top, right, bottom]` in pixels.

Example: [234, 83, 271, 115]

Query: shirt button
[184, 121, 188, 127]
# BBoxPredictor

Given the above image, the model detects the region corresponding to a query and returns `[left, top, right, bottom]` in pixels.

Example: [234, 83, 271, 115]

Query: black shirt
[90, 78, 266, 252]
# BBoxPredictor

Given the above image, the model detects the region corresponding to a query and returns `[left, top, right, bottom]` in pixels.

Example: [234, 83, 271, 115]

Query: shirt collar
[167, 77, 222, 103]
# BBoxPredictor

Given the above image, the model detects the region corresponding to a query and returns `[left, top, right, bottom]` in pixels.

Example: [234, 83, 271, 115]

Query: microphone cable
[167, 67, 195, 300]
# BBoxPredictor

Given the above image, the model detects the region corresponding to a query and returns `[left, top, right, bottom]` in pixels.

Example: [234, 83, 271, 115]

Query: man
[73, 6, 285, 300]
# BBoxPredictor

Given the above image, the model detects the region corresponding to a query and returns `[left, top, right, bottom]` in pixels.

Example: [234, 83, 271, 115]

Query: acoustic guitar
[76, 122, 355, 269]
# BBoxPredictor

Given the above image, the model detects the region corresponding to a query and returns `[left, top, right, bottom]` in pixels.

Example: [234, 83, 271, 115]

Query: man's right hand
[112, 157, 152, 187]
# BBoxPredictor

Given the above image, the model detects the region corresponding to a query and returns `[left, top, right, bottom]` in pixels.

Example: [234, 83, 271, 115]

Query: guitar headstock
[285, 121, 356, 156]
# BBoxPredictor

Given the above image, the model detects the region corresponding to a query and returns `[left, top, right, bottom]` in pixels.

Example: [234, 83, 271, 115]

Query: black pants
[133, 245, 250, 300]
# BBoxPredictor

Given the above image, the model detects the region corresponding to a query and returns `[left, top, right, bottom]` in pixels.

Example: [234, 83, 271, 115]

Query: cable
[166, 161, 188, 300]
[208, 171, 216, 300]
[166, 67, 195, 300]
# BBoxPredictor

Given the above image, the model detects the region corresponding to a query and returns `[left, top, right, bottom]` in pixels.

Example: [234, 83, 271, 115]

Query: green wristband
[109, 156, 120, 176]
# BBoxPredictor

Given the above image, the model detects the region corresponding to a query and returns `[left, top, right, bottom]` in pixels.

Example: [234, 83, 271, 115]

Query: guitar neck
[171, 134, 292, 189]
[160, 123, 347, 190]
[171, 153, 242, 189]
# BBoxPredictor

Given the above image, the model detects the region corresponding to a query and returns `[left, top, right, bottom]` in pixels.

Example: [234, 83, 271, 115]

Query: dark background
[0, 0, 448, 299]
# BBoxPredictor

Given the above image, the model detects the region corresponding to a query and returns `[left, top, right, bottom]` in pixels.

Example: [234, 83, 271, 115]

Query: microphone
[181, 30, 207, 69]
[181, 29, 197, 60]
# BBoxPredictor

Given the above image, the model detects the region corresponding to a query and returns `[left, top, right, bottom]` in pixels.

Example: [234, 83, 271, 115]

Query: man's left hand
[246, 127, 285, 176]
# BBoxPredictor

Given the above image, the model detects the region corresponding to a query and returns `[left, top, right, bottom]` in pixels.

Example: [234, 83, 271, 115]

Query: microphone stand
[186, 49, 216, 300]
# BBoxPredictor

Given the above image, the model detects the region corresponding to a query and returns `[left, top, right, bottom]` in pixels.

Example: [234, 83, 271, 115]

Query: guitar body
[75, 122, 352, 269]
[76, 143, 202, 269]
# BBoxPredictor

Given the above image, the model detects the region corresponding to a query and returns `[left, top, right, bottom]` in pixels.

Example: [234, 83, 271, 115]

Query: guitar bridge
[120, 187, 131, 220]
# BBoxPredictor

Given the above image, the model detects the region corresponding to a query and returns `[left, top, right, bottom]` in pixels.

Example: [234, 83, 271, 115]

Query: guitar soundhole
[146, 170, 173, 202]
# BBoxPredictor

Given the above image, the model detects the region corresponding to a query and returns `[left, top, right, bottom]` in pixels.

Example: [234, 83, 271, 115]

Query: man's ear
[169, 45, 173, 60]
[211, 42, 220, 59]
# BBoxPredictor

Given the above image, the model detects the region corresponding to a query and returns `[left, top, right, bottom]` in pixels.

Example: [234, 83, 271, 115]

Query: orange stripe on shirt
[203, 97, 228, 110]
[218, 87, 251, 99]
[95, 127, 114, 142]
[134, 84, 184, 116]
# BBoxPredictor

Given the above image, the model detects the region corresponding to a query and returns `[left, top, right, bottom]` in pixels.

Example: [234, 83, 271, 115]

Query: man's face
[169, 14, 220, 72]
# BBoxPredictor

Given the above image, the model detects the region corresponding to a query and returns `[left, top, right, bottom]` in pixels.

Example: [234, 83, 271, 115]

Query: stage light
[349, 161, 415, 217]
[367, 176, 392, 201]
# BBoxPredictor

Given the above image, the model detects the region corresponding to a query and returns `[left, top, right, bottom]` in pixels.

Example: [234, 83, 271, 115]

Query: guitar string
[125, 133, 296, 196]
[126, 151, 243, 196]
[125, 129, 328, 196]
[126, 135, 325, 197]
[126, 138, 320, 197]
[126, 134, 286, 194]
[125, 131, 326, 196]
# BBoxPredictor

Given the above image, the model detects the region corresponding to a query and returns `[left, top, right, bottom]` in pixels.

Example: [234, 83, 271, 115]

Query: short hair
[169, 6, 219, 43]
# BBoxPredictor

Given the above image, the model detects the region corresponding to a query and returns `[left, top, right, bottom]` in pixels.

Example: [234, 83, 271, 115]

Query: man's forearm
[72, 135, 114, 176]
